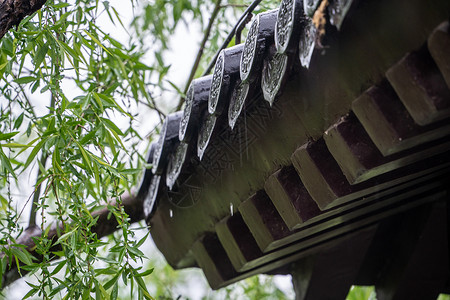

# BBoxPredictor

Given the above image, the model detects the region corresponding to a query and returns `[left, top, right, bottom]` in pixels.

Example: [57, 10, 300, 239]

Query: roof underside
[138, 0, 450, 289]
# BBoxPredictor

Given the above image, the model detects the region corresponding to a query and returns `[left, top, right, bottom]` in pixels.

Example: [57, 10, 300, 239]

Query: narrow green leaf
[14, 112, 24, 129]
[22, 286, 39, 299]
[34, 43, 48, 71]
[100, 117, 124, 136]
[50, 260, 66, 276]
[0, 131, 19, 141]
[0, 143, 31, 148]
[136, 268, 153, 277]
[0, 62, 8, 71]
[11, 247, 33, 265]
[54, 227, 78, 246]
[80, 129, 97, 145]
[22, 137, 48, 170]
[104, 272, 122, 290]
[93, 160, 100, 194]
[110, 282, 118, 300]
[84, 30, 112, 55]
[74, 140, 93, 174]
[166, 80, 185, 97]
[14, 76, 36, 84]
[134, 275, 153, 300]
[120, 168, 141, 175]
[92, 92, 104, 111]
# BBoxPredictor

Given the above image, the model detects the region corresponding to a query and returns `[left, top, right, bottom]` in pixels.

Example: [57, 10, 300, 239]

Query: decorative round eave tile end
[152, 122, 168, 175]
[262, 53, 289, 105]
[208, 52, 225, 114]
[143, 175, 161, 219]
[240, 16, 260, 83]
[179, 83, 195, 142]
[228, 82, 250, 129]
[152, 111, 183, 175]
[328, 0, 353, 30]
[166, 142, 189, 190]
[275, 0, 302, 54]
[299, 18, 317, 68]
[303, 0, 320, 17]
[197, 113, 217, 160]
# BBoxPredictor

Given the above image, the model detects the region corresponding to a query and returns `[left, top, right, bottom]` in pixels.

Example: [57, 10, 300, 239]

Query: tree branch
[176, 0, 222, 111]
[27, 153, 47, 227]
[1, 192, 146, 289]
[0, 0, 48, 40]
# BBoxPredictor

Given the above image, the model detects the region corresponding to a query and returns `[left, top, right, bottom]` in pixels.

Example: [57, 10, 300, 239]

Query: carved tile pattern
[197, 114, 217, 160]
[143, 175, 161, 217]
[152, 120, 167, 174]
[209, 53, 224, 114]
[166, 142, 189, 190]
[179, 83, 194, 141]
[198, 144, 234, 182]
[276, 0, 294, 53]
[228, 82, 250, 129]
[168, 180, 203, 208]
[240, 17, 259, 81]
[299, 18, 316, 68]
[262, 53, 288, 105]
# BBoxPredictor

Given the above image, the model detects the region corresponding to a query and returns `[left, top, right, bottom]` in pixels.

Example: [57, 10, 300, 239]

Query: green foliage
[0, 0, 171, 298]
[346, 286, 377, 300]
[0, 0, 294, 299]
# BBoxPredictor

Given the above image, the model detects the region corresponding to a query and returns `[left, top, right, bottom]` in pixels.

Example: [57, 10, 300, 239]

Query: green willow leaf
[0, 131, 19, 141]
[34, 43, 49, 71]
[14, 76, 36, 84]
[84, 29, 112, 56]
[22, 137, 48, 170]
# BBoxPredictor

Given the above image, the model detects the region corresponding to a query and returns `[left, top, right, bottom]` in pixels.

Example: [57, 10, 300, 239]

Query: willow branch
[176, 0, 222, 111]
[1, 192, 146, 289]
[28, 153, 48, 227]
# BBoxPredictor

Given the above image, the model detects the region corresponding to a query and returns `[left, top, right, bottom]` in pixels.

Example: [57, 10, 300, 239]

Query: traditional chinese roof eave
[138, 0, 450, 289]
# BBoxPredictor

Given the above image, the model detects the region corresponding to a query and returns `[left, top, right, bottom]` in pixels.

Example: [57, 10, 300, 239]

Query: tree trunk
[0, 0, 48, 39]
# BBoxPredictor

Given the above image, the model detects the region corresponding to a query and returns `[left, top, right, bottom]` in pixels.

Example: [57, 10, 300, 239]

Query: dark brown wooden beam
[239, 190, 291, 252]
[352, 80, 450, 156]
[324, 113, 450, 184]
[215, 212, 263, 272]
[291, 138, 450, 210]
[291, 224, 378, 300]
[264, 165, 321, 230]
[192, 232, 238, 290]
[428, 21, 450, 90]
[386, 46, 450, 126]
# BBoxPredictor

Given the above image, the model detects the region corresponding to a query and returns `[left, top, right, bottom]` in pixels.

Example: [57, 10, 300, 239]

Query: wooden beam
[239, 190, 291, 252]
[323, 112, 450, 184]
[215, 212, 263, 272]
[386, 46, 450, 126]
[352, 80, 450, 156]
[192, 232, 238, 290]
[291, 138, 450, 210]
[428, 21, 450, 89]
[291, 224, 378, 300]
[265, 165, 321, 230]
